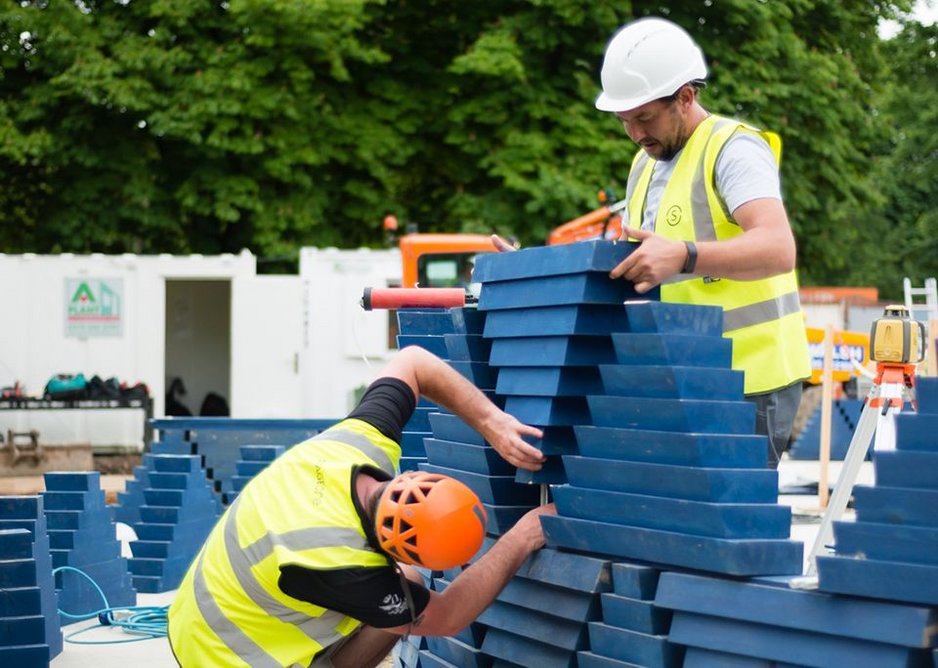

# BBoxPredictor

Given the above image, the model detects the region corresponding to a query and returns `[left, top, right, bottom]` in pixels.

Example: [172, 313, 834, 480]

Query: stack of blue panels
[127, 454, 220, 592]
[474, 240, 646, 486]
[396, 309, 459, 472]
[541, 299, 802, 576]
[42, 472, 136, 621]
[225, 445, 287, 505]
[789, 398, 866, 460]
[115, 418, 335, 522]
[0, 496, 63, 666]
[655, 572, 937, 667]
[427, 539, 611, 668]
[817, 376, 938, 605]
[579, 562, 681, 667]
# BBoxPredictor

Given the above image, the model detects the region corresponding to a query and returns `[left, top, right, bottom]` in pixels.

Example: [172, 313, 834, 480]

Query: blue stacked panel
[789, 398, 866, 460]
[0, 496, 63, 666]
[397, 307, 488, 473]
[656, 572, 937, 666]
[42, 472, 136, 621]
[818, 378, 938, 605]
[226, 445, 286, 504]
[579, 561, 676, 668]
[128, 454, 220, 592]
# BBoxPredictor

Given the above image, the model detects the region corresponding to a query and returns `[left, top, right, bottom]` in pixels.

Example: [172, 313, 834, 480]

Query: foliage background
[0, 0, 933, 296]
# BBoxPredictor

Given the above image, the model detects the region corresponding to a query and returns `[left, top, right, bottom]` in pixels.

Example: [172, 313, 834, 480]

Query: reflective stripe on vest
[625, 114, 811, 394]
[170, 418, 400, 667]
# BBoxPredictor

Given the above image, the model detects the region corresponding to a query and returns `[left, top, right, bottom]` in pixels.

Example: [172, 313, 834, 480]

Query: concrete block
[683, 647, 799, 667]
[417, 649, 459, 668]
[913, 377, 938, 413]
[0, 496, 43, 519]
[588, 396, 756, 434]
[853, 485, 938, 527]
[0, 529, 34, 559]
[144, 454, 204, 473]
[543, 515, 802, 576]
[588, 622, 682, 668]
[513, 458, 566, 485]
[42, 471, 101, 491]
[429, 413, 485, 445]
[477, 600, 588, 650]
[480, 272, 647, 311]
[400, 431, 430, 456]
[597, 365, 743, 400]
[480, 628, 576, 667]
[574, 426, 767, 468]
[490, 336, 615, 367]
[622, 301, 723, 336]
[611, 563, 660, 600]
[611, 333, 732, 368]
[577, 651, 645, 667]
[669, 611, 926, 668]
[473, 239, 639, 282]
[451, 307, 486, 335]
[482, 504, 535, 536]
[874, 450, 938, 489]
[444, 334, 491, 362]
[424, 439, 514, 476]
[40, 490, 105, 511]
[496, 576, 600, 622]
[833, 520, 938, 565]
[656, 571, 938, 647]
[0, 643, 55, 667]
[396, 309, 457, 336]
[424, 635, 491, 668]
[552, 485, 790, 538]
[601, 593, 672, 635]
[239, 445, 286, 461]
[562, 457, 778, 503]
[496, 366, 603, 397]
[894, 413, 938, 452]
[448, 361, 498, 389]
[398, 334, 448, 357]
[418, 464, 539, 506]
[503, 396, 590, 426]
[484, 305, 630, 338]
[817, 555, 938, 606]
[511, 546, 611, 593]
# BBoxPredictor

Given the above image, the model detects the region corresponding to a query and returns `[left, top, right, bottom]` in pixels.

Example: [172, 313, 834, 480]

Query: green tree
[0, 0, 921, 285]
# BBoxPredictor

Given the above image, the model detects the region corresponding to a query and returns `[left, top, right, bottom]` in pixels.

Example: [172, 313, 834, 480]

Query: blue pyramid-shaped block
[0, 496, 63, 665]
[42, 472, 136, 621]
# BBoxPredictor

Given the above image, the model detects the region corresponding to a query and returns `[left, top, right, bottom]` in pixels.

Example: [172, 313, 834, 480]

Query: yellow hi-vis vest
[168, 418, 401, 668]
[626, 114, 811, 395]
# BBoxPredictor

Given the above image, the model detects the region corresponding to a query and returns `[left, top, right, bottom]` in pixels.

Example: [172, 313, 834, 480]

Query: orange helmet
[375, 471, 487, 570]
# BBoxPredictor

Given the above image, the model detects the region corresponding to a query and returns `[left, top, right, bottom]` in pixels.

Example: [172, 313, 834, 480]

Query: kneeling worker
[168, 346, 556, 667]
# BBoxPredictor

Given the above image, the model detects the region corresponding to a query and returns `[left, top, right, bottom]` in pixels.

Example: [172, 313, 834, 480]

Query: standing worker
[601, 16, 811, 467]
[168, 346, 555, 667]
[494, 16, 810, 467]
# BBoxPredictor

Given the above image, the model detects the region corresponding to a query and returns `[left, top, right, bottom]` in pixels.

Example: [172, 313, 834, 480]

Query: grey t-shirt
[637, 131, 781, 231]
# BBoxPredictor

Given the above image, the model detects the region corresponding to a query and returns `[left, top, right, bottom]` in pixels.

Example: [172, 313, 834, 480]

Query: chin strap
[394, 562, 419, 637]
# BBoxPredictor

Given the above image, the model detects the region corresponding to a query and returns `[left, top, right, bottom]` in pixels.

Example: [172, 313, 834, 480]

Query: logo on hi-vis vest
[665, 205, 683, 226]
[64, 278, 124, 337]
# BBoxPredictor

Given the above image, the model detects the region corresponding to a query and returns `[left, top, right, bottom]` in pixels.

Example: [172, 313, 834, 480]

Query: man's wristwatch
[682, 241, 698, 274]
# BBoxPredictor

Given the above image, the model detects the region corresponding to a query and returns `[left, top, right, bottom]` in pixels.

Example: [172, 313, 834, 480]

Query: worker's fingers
[622, 225, 649, 241]
[491, 234, 517, 253]
[609, 256, 635, 280]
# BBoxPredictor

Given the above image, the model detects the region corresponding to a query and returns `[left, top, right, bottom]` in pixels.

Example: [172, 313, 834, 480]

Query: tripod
[801, 361, 917, 577]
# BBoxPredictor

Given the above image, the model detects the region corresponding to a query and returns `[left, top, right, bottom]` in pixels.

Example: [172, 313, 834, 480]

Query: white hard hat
[595, 17, 708, 113]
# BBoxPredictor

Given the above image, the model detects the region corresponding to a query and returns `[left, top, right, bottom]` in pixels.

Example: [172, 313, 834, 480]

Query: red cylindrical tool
[361, 287, 468, 311]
